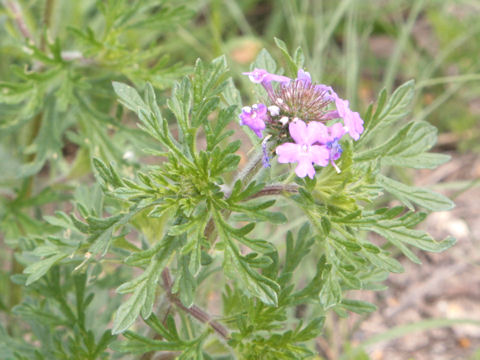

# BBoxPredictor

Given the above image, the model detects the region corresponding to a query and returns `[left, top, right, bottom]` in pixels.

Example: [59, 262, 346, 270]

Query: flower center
[272, 80, 332, 122]
[301, 144, 310, 153]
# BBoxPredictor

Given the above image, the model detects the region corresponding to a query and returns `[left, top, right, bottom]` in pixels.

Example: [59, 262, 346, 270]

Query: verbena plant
[1, 37, 455, 358]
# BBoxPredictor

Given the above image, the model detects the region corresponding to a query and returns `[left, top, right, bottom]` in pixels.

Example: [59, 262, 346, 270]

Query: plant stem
[247, 184, 299, 199]
[161, 268, 230, 340]
[40, 0, 55, 50]
[231, 150, 264, 194]
[5, 0, 33, 41]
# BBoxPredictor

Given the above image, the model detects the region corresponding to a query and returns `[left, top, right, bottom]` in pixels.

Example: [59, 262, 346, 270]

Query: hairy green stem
[230, 150, 264, 194]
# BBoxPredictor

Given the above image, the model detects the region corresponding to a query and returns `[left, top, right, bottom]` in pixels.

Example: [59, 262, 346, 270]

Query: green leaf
[252, 49, 277, 74]
[113, 258, 163, 334]
[92, 158, 124, 188]
[274, 37, 298, 76]
[86, 210, 137, 256]
[341, 299, 377, 314]
[370, 223, 456, 253]
[377, 80, 415, 123]
[293, 47, 305, 69]
[19, 99, 63, 178]
[361, 249, 404, 273]
[356, 121, 440, 167]
[172, 255, 196, 307]
[319, 268, 342, 310]
[114, 232, 179, 334]
[222, 78, 242, 108]
[383, 152, 450, 169]
[283, 224, 314, 275]
[112, 82, 148, 113]
[216, 210, 279, 306]
[377, 175, 454, 211]
[111, 332, 185, 354]
[223, 244, 279, 306]
[168, 77, 193, 138]
[361, 80, 415, 142]
[24, 254, 68, 286]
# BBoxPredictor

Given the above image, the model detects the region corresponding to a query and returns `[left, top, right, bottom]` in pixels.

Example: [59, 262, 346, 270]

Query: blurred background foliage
[0, 0, 479, 359]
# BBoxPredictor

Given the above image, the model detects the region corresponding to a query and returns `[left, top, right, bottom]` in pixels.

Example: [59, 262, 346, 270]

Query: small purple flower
[276, 119, 329, 179]
[242, 68, 291, 86]
[334, 97, 364, 141]
[239, 103, 268, 138]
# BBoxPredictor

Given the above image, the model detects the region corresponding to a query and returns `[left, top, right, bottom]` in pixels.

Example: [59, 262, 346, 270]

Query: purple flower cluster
[239, 68, 364, 178]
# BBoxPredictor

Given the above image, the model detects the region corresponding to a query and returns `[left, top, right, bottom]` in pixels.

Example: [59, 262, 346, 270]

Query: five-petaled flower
[276, 119, 329, 179]
[240, 68, 364, 178]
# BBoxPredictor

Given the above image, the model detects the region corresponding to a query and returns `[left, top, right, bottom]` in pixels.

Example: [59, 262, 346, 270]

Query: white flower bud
[268, 105, 280, 116]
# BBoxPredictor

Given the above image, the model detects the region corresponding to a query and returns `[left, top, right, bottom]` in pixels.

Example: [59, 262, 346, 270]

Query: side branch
[161, 268, 230, 340]
[5, 0, 33, 41]
[247, 184, 299, 199]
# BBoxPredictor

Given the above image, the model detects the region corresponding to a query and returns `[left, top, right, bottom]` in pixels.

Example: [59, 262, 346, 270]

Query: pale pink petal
[306, 121, 329, 145]
[242, 69, 267, 83]
[289, 119, 308, 144]
[352, 111, 364, 138]
[335, 97, 349, 118]
[329, 122, 346, 140]
[344, 111, 364, 141]
[276, 143, 300, 163]
[309, 145, 330, 166]
[295, 160, 315, 179]
[242, 69, 291, 85]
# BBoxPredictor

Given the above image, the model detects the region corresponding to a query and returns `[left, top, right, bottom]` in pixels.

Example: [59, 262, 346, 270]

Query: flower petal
[276, 143, 300, 163]
[295, 159, 316, 179]
[242, 68, 267, 83]
[334, 97, 364, 141]
[239, 103, 267, 138]
[288, 119, 308, 144]
[310, 145, 330, 166]
[344, 111, 364, 141]
[335, 97, 350, 118]
[269, 73, 291, 84]
[255, 103, 268, 117]
[242, 68, 291, 85]
[306, 121, 329, 145]
[329, 122, 346, 140]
